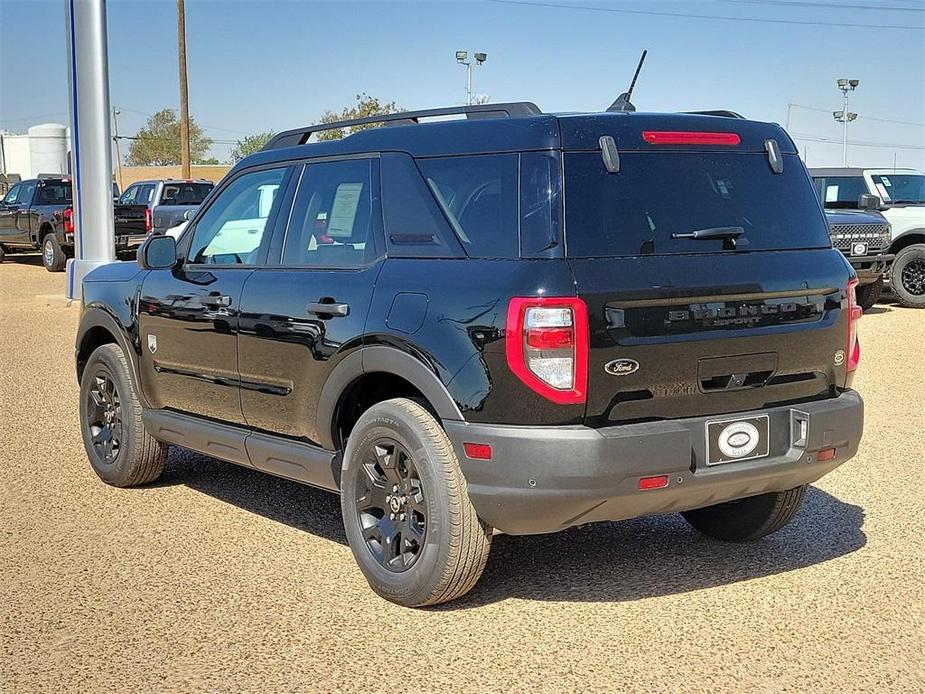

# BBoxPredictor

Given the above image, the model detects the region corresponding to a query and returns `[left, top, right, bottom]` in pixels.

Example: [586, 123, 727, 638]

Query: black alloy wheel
[355, 438, 427, 572]
[900, 258, 925, 297]
[85, 368, 124, 465]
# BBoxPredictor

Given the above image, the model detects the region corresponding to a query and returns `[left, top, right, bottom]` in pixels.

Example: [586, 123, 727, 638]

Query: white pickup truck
[811, 168, 925, 308]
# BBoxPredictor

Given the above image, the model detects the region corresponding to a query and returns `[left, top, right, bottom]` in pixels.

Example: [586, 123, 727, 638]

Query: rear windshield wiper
[671, 226, 745, 241]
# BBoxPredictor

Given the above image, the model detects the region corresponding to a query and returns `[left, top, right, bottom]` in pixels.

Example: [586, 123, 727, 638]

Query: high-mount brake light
[846, 278, 862, 372]
[63, 207, 74, 233]
[144, 207, 153, 233]
[506, 297, 588, 405]
[642, 131, 741, 146]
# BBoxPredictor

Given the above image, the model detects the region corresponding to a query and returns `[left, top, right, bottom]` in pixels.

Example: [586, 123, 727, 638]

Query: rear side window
[417, 154, 519, 258]
[813, 176, 868, 209]
[415, 153, 562, 259]
[37, 182, 72, 204]
[565, 152, 831, 257]
[281, 159, 376, 268]
[160, 182, 213, 206]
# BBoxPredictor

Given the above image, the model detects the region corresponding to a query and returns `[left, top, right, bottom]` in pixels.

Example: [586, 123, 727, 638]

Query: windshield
[870, 174, 925, 205]
[565, 152, 831, 257]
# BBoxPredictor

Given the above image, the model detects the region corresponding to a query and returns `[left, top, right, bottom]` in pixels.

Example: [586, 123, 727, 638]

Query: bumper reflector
[638, 474, 669, 490]
[463, 442, 493, 460]
[816, 448, 837, 462]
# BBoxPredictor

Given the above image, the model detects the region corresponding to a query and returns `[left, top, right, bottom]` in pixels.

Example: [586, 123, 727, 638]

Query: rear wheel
[340, 398, 492, 607]
[854, 281, 883, 311]
[681, 485, 806, 542]
[79, 344, 168, 487]
[0, 244, 5, 263]
[42, 233, 66, 272]
[890, 244, 925, 308]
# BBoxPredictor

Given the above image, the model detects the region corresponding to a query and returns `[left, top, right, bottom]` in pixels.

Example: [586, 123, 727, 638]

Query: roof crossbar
[263, 102, 543, 151]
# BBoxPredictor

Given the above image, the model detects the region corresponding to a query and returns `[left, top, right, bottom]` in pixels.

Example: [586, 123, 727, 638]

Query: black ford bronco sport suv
[76, 102, 864, 607]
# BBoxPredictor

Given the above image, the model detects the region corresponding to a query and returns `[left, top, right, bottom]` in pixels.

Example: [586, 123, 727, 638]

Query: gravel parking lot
[1, 256, 922, 692]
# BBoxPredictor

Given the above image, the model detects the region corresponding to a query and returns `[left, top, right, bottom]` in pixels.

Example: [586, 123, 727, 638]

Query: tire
[0, 244, 5, 263]
[854, 280, 883, 311]
[79, 343, 168, 487]
[890, 244, 925, 308]
[340, 398, 492, 607]
[681, 485, 806, 542]
[42, 232, 66, 272]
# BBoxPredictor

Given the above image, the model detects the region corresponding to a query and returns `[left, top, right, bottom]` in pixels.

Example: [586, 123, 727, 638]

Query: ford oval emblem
[604, 358, 640, 376]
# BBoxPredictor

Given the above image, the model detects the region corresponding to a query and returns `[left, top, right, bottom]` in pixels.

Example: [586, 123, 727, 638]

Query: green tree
[230, 131, 276, 162]
[125, 109, 213, 166]
[316, 93, 403, 141]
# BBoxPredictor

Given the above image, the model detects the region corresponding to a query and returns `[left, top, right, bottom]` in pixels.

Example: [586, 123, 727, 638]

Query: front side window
[187, 167, 286, 265]
[3, 185, 21, 205]
[813, 176, 869, 209]
[281, 159, 375, 268]
[17, 181, 37, 206]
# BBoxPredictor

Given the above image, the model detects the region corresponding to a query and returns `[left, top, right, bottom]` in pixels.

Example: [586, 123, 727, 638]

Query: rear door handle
[200, 293, 231, 307]
[307, 300, 350, 317]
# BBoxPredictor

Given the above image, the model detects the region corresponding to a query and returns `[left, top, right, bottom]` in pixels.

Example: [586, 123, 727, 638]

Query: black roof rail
[683, 110, 746, 119]
[263, 101, 543, 151]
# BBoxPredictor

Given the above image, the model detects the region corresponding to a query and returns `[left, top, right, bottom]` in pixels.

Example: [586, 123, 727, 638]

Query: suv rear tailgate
[571, 249, 852, 425]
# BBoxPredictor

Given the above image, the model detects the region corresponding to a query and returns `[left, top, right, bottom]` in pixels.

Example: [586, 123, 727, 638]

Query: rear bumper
[115, 234, 147, 250]
[445, 390, 863, 535]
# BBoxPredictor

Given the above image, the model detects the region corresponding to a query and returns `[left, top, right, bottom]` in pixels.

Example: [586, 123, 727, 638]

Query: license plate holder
[706, 414, 770, 466]
[850, 242, 869, 257]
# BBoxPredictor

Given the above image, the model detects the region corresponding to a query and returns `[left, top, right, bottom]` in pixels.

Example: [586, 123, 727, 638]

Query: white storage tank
[28, 123, 68, 177]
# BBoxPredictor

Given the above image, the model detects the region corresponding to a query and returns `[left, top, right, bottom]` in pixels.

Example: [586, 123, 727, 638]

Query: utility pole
[111, 107, 123, 191]
[785, 101, 793, 131]
[455, 50, 487, 106]
[833, 79, 858, 167]
[177, 0, 191, 178]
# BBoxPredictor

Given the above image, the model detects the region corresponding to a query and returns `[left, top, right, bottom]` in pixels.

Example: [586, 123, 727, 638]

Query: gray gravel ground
[1, 255, 923, 693]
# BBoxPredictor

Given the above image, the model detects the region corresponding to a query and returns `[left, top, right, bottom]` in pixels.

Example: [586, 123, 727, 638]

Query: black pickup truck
[114, 179, 214, 235]
[0, 177, 148, 272]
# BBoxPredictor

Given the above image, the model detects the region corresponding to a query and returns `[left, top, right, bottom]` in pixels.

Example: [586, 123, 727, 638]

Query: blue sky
[1, 0, 923, 167]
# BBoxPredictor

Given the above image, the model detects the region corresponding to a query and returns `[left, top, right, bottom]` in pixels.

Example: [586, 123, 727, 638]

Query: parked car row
[0, 177, 214, 271]
[811, 167, 925, 308]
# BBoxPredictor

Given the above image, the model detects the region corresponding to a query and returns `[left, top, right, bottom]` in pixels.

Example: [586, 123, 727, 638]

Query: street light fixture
[834, 78, 859, 166]
[456, 50, 487, 105]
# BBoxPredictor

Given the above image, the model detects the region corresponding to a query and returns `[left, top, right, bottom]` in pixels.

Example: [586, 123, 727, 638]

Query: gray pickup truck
[115, 179, 214, 235]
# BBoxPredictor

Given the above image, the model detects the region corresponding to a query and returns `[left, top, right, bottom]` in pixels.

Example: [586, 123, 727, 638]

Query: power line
[491, 0, 925, 29]
[714, 0, 924, 13]
[791, 132, 925, 149]
[790, 102, 924, 127]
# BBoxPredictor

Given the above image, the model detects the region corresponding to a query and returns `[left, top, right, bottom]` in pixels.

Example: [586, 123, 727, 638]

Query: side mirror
[138, 234, 177, 270]
[859, 193, 882, 211]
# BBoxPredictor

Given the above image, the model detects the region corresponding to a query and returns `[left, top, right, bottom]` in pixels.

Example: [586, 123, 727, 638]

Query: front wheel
[855, 280, 883, 311]
[340, 398, 492, 607]
[681, 486, 806, 542]
[890, 244, 925, 308]
[42, 233, 66, 272]
[79, 344, 168, 487]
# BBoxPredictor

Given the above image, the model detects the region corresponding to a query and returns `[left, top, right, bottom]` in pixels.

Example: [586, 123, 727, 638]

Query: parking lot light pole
[833, 78, 859, 167]
[455, 50, 487, 105]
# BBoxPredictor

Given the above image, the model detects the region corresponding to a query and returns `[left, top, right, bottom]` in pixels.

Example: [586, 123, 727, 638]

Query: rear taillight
[506, 297, 588, 404]
[846, 278, 862, 372]
[63, 207, 74, 233]
[144, 208, 153, 233]
[642, 131, 741, 146]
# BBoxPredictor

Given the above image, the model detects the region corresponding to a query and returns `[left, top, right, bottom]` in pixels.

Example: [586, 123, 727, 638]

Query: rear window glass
[160, 182, 213, 206]
[565, 152, 831, 257]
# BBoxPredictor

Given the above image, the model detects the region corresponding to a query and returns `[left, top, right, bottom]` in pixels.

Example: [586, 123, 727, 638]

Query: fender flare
[316, 346, 464, 450]
[889, 229, 925, 254]
[76, 306, 150, 408]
